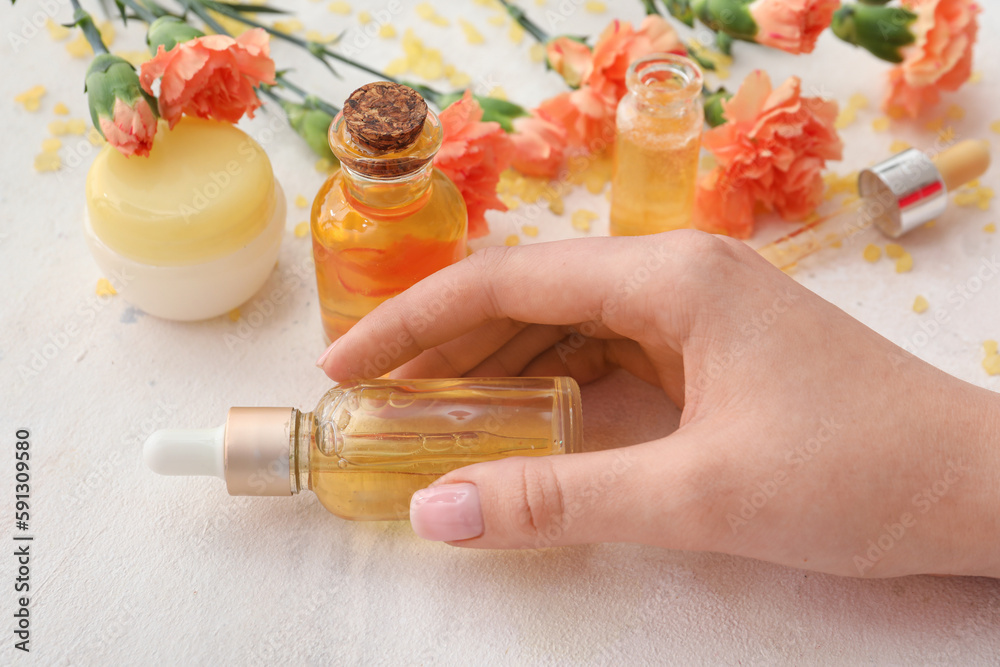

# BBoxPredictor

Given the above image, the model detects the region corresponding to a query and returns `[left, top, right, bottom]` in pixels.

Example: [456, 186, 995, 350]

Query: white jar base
[84, 183, 286, 322]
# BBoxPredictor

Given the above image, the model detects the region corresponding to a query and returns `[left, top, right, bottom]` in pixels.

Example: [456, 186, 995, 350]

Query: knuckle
[509, 458, 567, 544]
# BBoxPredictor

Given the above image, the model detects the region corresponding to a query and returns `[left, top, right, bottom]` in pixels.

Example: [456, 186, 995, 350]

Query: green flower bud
[831, 4, 917, 64]
[147, 16, 205, 54]
[85, 53, 159, 133]
[692, 0, 758, 42]
[665, 0, 696, 28]
[280, 99, 336, 161]
[85, 54, 159, 156]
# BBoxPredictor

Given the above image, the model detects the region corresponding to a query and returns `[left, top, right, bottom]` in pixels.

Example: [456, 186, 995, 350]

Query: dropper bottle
[144, 377, 582, 520]
[758, 140, 991, 269]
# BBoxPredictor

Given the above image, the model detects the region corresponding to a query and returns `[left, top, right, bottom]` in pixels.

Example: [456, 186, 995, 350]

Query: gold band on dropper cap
[224, 407, 295, 496]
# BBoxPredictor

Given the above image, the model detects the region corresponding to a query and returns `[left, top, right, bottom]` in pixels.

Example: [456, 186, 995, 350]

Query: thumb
[408, 438, 711, 550]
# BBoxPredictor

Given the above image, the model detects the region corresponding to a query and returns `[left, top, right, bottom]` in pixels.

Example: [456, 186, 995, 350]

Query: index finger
[318, 233, 684, 381]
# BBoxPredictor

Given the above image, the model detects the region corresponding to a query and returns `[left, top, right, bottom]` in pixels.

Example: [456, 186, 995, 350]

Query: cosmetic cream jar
[84, 117, 284, 321]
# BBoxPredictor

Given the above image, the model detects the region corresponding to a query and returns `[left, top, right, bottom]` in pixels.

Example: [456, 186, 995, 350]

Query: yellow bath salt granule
[530, 43, 545, 63]
[34, 151, 61, 172]
[304, 30, 324, 42]
[384, 58, 408, 77]
[571, 209, 598, 232]
[937, 126, 956, 143]
[448, 71, 472, 88]
[585, 0, 607, 12]
[88, 127, 105, 146]
[498, 193, 520, 210]
[991, 120, 1000, 134]
[358, 10, 372, 24]
[41, 138, 62, 152]
[924, 117, 944, 132]
[315, 157, 337, 174]
[871, 117, 890, 132]
[294, 222, 310, 238]
[51, 121, 69, 135]
[328, 1, 351, 15]
[504, 234, 520, 246]
[862, 244, 881, 262]
[508, 22, 525, 44]
[45, 18, 71, 41]
[834, 107, 857, 130]
[822, 171, 858, 200]
[489, 86, 508, 100]
[15, 85, 46, 112]
[983, 341, 1000, 376]
[924, 219, 936, 228]
[273, 19, 304, 34]
[228, 308, 241, 322]
[889, 139, 911, 153]
[53, 102, 70, 116]
[985, 223, 996, 233]
[459, 19, 485, 44]
[95, 278, 117, 296]
[895, 252, 913, 273]
[378, 24, 397, 38]
[885, 243, 905, 259]
[970, 71, 983, 84]
[295, 194, 309, 208]
[522, 225, 539, 237]
[66, 118, 87, 135]
[487, 14, 507, 27]
[912, 295, 929, 314]
[548, 197, 565, 216]
[946, 104, 965, 120]
[848, 93, 869, 109]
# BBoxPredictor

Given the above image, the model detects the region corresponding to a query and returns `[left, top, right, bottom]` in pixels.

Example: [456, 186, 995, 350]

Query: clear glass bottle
[311, 83, 468, 343]
[144, 377, 582, 521]
[609, 53, 704, 236]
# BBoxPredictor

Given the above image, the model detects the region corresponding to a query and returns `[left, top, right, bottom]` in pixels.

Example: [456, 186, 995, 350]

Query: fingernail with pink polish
[315, 338, 340, 368]
[410, 483, 484, 542]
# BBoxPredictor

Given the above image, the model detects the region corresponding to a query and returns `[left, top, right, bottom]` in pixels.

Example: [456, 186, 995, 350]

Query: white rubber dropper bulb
[143, 425, 226, 479]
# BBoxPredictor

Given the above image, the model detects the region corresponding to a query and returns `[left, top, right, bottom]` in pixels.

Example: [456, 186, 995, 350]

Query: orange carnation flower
[694, 71, 842, 239]
[749, 0, 840, 55]
[139, 28, 275, 128]
[884, 0, 980, 118]
[545, 37, 592, 88]
[509, 115, 568, 180]
[435, 91, 514, 239]
[536, 86, 616, 151]
[588, 16, 685, 102]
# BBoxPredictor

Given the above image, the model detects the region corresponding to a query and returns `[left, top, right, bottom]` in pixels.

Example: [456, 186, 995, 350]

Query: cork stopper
[343, 82, 428, 153]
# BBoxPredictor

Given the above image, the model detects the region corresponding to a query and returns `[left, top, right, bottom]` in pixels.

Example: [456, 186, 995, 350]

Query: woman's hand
[317, 231, 1000, 578]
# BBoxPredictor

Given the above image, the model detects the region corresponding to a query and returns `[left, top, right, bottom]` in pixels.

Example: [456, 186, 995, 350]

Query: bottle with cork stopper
[311, 82, 468, 343]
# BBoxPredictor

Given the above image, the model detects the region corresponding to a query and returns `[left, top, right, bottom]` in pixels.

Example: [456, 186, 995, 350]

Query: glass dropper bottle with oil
[144, 378, 581, 521]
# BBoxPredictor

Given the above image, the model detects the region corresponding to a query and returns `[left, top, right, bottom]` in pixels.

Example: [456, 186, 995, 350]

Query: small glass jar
[311, 100, 467, 344]
[609, 53, 704, 237]
[84, 117, 285, 320]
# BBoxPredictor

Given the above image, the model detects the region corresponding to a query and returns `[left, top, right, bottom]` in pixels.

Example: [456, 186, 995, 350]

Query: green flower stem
[498, 0, 550, 44]
[193, 0, 391, 82]
[69, 0, 110, 54]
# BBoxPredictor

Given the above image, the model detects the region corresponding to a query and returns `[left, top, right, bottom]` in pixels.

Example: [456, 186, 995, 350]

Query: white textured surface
[3, 2, 1000, 665]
